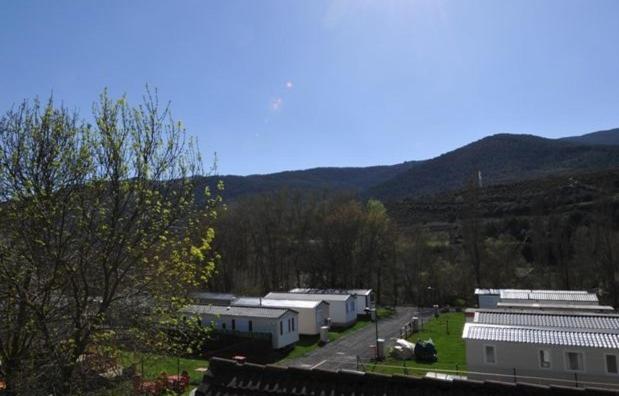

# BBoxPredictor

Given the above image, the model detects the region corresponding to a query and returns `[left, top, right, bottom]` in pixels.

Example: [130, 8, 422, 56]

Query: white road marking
[311, 360, 328, 369]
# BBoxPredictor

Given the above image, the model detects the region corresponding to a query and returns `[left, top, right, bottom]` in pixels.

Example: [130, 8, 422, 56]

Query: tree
[0, 90, 218, 394]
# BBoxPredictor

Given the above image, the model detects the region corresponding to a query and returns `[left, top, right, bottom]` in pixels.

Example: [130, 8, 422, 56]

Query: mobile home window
[484, 345, 496, 364]
[222, 322, 226, 330]
[288, 318, 291, 332]
[606, 354, 618, 375]
[292, 317, 295, 332]
[249, 320, 253, 332]
[565, 352, 584, 371]
[232, 319, 236, 330]
[280, 321, 283, 335]
[539, 350, 551, 368]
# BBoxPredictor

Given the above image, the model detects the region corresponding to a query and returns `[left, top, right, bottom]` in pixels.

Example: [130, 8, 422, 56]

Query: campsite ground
[284, 306, 426, 371]
[362, 312, 467, 377]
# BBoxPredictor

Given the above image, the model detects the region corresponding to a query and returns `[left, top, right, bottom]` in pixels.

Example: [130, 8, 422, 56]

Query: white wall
[273, 311, 300, 348]
[199, 312, 299, 349]
[466, 339, 619, 390]
[328, 299, 357, 327]
[354, 293, 375, 315]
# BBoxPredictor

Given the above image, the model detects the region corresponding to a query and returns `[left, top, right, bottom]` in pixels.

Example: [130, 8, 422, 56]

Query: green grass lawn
[364, 312, 466, 378]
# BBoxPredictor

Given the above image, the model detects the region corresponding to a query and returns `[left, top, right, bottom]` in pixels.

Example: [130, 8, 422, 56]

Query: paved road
[286, 306, 432, 371]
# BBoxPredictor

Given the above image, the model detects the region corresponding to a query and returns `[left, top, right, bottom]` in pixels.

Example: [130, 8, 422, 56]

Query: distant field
[363, 312, 466, 377]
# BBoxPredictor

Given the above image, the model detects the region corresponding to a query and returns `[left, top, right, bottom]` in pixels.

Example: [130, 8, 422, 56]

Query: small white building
[189, 292, 236, 306]
[289, 288, 375, 316]
[265, 292, 357, 327]
[474, 288, 600, 309]
[184, 304, 299, 349]
[463, 310, 619, 390]
[232, 297, 329, 335]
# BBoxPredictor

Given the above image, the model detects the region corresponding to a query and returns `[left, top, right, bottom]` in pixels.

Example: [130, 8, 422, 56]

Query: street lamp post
[365, 307, 380, 360]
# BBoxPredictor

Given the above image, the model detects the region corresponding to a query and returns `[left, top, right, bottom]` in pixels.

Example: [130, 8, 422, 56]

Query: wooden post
[513, 368, 517, 383]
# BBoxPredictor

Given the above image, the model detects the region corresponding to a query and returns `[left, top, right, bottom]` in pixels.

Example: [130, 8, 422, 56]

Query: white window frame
[538, 349, 551, 369]
[564, 351, 585, 372]
[483, 344, 497, 365]
[605, 354, 619, 375]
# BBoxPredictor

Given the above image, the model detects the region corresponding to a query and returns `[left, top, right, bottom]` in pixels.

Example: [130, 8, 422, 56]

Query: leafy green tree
[0, 90, 218, 394]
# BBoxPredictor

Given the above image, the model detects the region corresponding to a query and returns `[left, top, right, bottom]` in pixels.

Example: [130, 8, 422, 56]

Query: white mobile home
[265, 292, 356, 327]
[185, 304, 299, 349]
[499, 289, 599, 306]
[232, 297, 329, 335]
[474, 288, 600, 309]
[289, 288, 375, 316]
[463, 310, 619, 390]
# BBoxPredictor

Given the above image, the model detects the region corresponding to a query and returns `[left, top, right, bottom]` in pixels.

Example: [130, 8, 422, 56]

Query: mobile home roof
[474, 311, 619, 330]
[184, 304, 293, 319]
[463, 323, 619, 348]
[232, 297, 328, 309]
[266, 292, 352, 302]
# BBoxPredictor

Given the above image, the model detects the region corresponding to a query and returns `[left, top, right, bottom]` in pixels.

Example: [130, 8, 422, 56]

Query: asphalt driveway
[286, 306, 431, 371]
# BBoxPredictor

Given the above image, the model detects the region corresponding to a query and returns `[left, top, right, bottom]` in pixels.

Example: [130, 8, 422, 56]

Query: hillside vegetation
[196, 129, 619, 204]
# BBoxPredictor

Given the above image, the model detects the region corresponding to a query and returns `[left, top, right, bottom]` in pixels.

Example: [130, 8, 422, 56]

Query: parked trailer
[265, 292, 356, 327]
[232, 297, 329, 335]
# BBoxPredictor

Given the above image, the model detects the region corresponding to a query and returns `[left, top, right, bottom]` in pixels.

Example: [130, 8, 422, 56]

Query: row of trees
[0, 92, 218, 395]
[210, 191, 397, 304]
[209, 180, 619, 308]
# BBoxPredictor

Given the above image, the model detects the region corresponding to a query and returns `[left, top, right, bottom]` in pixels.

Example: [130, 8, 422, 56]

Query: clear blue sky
[2, 1, 619, 175]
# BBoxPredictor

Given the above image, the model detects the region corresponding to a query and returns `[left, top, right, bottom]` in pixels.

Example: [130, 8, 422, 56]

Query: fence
[349, 357, 619, 391]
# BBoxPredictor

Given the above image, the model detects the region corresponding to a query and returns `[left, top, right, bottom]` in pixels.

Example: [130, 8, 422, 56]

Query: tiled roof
[195, 357, 616, 396]
[183, 304, 293, 319]
[499, 289, 598, 302]
[232, 297, 327, 309]
[289, 288, 373, 296]
[463, 323, 619, 349]
[475, 311, 619, 330]
[265, 292, 352, 302]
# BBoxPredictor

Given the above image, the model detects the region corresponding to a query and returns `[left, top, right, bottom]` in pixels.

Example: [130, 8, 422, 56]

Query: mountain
[366, 133, 619, 201]
[559, 128, 619, 146]
[195, 161, 418, 203]
[196, 129, 619, 204]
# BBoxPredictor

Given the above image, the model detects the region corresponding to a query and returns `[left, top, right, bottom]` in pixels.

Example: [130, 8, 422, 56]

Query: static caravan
[185, 304, 299, 349]
[463, 310, 619, 390]
[232, 297, 329, 335]
[499, 289, 599, 306]
[265, 292, 356, 327]
[189, 292, 236, 306]
[290, 288, 375, 316]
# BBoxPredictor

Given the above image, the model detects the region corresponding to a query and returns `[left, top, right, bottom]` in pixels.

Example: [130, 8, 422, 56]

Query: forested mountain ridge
[367, 133, 619, 200]
[196, 129, 619, 204]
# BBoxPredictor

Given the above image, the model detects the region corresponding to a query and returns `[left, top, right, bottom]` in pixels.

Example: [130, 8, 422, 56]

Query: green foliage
[0, 88, 219, 394]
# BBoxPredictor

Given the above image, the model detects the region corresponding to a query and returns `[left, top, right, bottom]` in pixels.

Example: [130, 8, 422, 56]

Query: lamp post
[365, 307, 380, 360]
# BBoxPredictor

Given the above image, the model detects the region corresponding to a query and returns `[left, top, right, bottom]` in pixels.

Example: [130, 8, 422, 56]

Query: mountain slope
[194, 161, 418, 203]
[560, 128, 619, 146]
[366, 133, 619, 201]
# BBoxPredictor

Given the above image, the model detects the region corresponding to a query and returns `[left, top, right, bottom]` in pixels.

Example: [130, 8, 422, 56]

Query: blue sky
[2, 0, 619, 175]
